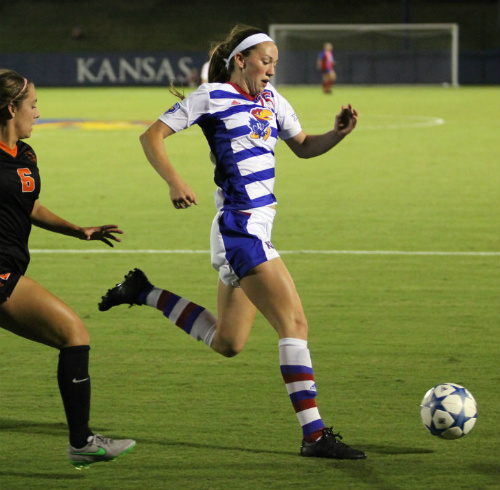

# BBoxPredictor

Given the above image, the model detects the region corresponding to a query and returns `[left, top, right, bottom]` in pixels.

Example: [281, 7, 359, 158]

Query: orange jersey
[0, 141, 40, 273]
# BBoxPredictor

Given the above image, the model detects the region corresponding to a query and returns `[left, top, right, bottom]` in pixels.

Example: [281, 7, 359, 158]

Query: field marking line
[35, 115, 445, 132]
[359, 114, 445, 130]
[30, 249, 500, 256]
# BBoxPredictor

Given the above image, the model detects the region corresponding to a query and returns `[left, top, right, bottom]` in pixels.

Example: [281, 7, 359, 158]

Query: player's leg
[0, 275, 89, 348]
[99, 268, 219, 346]
[99, 269, 256, 356]
[239, 258, 325, 437]
[0, 276, 93, 447]
[322, 72, 330, 93]
[330, 70, 337, 87]
[240, 257, 307, 340]
[211, 278, 257, 357]
[0, 276, 135, 467]
[99, 210, 259, 354]
[322, 71, 335, 93]
[240, 258, 366, 459]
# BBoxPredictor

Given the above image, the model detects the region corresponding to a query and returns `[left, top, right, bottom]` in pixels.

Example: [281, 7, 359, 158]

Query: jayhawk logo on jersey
[164, 102, 180, 115]
[248, 108, 273, 141]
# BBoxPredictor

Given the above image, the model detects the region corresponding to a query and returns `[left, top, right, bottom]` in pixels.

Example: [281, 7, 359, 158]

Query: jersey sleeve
[274, 90, 302, 141]
[158, 85, 210, 132]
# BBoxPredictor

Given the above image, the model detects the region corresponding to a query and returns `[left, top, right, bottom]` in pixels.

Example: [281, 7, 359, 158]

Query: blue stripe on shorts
[218, 210, 269, 280]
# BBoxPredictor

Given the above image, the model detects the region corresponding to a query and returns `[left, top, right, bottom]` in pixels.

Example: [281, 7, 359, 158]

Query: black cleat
[99, 268, 153, 311]
[300, 427, 366, 460]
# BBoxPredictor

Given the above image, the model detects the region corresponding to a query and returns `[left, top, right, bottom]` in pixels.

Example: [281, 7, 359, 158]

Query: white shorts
[210, 206, 280, 287]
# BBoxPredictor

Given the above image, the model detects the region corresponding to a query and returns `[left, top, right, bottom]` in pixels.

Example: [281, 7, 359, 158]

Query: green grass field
[1, 84, 499, 490]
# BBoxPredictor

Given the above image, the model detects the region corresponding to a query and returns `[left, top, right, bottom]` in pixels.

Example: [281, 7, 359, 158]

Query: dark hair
[0, 69, 30, 112]
[208, 25, 265, 83]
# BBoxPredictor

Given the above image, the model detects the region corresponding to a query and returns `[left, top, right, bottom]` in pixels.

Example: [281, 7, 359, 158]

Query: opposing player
[317, 42, 336, 94]
[0, 68, 135, 469]
[99, 25, 365, 460]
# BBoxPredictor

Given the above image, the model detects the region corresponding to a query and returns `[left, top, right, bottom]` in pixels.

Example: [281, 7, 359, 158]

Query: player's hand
[169, 181, 198, 209]
[81, 225, 124, 247]
[334, 104, 358, 135]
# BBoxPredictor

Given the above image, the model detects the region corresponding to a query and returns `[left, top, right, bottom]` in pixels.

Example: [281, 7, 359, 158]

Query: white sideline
[30, 249, 500, 256]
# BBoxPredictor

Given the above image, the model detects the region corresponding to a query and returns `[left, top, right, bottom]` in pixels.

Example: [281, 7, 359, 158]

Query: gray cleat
[68, 434, 136, 469]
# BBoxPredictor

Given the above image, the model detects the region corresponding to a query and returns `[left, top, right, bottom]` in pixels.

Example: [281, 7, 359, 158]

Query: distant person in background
[99, 24, 365, 460]
[70, 26, 85, 41]
[0, 68, 135, 469]
[200, 48, 215, 84]
[317, 42, 336, 94]
[188, 66, 200, 87]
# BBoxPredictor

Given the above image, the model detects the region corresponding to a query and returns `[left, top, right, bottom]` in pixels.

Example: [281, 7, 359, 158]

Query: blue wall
[1, 50, 498, 86]
[0, 52, 207, 87]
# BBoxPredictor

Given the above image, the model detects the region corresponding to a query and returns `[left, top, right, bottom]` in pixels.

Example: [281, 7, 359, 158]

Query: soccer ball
[420, 383, 477, 440]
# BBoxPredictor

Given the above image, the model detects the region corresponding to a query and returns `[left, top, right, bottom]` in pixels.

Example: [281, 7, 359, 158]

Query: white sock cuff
[279, 338, 311, 367]
[278, 337, 308, 349]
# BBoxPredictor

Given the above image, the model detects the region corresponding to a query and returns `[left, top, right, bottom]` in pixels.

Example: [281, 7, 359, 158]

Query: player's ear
[235, 53, 245, 69]
[6, 103, 16, 119]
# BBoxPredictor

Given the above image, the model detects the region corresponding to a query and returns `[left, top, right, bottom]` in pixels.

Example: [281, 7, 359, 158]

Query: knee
[60, 316, 90, 348]
[220, 345, 243, 358]
[279, 314, 309, 340]
[212, 336, 245, 358]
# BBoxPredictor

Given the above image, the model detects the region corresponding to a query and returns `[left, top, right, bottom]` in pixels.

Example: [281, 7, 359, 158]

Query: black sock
[57, 345, 93, 448]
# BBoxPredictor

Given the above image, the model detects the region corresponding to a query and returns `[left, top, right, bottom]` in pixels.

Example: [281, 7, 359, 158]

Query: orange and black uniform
[0, 140, 95, 449]
[0, 141, 40, 302]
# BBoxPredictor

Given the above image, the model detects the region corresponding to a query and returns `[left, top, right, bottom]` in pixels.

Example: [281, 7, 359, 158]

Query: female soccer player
[99, 25, 365, 460]
[317, 42, 337, 94]
[0, 69, 135, 469]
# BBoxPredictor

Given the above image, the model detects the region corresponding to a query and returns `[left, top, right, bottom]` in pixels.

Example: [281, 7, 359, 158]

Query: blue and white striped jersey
[159, 82, 302, 211]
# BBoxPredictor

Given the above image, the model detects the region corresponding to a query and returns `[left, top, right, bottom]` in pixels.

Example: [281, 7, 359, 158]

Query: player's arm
[284, 104, 358, 159]
[139, 120, 198, 209]
[30, 200, 122, 247]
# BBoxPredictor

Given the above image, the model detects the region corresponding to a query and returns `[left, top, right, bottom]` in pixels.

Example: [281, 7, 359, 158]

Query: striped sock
[142, 287, 216, 347]
[279, 337, 325, 442]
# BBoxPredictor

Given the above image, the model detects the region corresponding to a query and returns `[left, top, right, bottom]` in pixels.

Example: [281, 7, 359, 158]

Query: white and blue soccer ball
[420, 383, 477, 440]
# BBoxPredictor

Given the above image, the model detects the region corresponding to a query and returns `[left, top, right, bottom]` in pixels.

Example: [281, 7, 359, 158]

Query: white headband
[224, 33, 275, 70]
